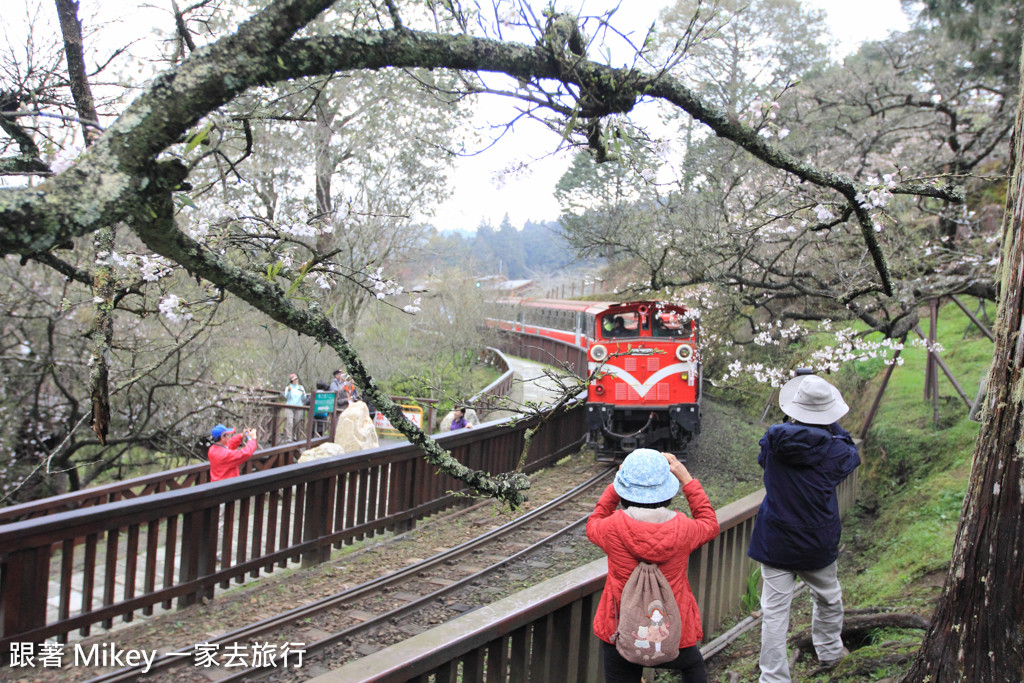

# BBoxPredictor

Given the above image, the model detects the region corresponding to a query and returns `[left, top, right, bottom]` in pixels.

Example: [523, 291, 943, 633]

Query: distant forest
[419, 217, 584, 279]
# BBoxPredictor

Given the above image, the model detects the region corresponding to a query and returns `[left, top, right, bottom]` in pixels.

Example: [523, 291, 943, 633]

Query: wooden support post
[0, 547, 50, 644]
[950, 295, 995, 342]
[305, 399, 315, 446]
[860, 341, 905, 441]
[912, 326, 972, 409]
[270, 405, 280, 448]
[928, 299, 940, 425]
[172, 505, 218, 606]
[301, 478, 331, 568]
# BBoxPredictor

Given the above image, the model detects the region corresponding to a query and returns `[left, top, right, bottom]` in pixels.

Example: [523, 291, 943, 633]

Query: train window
[652, 311, 692, 339]
[600, 312, 640, 339]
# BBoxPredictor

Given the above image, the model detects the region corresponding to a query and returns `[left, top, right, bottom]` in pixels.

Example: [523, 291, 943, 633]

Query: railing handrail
[0, 341, 516, 525]
[494, 327, 590, 378]
[320, 556, 609, 682]
[0, 331, 576, 646]
[467, 347, 515, 410]
[0, 434, 328, 524]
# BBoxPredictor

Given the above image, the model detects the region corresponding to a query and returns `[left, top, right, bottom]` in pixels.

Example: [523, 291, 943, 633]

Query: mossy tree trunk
[901, 36, 1024, 683]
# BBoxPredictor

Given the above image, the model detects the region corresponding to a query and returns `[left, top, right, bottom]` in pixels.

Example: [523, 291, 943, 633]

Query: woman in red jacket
[587, 448, 720, 683]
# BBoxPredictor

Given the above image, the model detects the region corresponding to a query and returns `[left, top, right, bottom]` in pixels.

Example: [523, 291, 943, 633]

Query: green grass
[843, 300, 987, 607]
[741, 566, 762, 613]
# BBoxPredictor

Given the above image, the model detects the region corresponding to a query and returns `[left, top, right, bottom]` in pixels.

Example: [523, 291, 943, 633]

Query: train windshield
[600, 312, 640, 339]
[600, 307, 694, 340]
[652, 309, 693, 339]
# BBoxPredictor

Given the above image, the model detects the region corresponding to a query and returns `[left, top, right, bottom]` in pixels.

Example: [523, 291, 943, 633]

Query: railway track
[84, 467, 615, 682]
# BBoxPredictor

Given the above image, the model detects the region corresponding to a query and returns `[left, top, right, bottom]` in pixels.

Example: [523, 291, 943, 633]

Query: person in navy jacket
[749, 374, 860, 682]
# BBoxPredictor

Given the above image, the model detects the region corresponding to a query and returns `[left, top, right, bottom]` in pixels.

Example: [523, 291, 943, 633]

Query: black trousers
[600, 640, 708, 683]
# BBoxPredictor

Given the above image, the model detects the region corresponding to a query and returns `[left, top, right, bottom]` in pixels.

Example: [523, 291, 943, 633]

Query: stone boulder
[297, 441, 346, 463]
[334, 400, 379, 452]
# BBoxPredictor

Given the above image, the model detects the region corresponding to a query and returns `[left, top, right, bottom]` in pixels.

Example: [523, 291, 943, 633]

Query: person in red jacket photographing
[587, 448, 720, 682]
[208, 424, 258, 481]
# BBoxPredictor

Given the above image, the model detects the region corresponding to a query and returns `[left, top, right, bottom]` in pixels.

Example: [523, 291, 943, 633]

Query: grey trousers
[282, 409, 300, 442]
[758, 562, 845, 683]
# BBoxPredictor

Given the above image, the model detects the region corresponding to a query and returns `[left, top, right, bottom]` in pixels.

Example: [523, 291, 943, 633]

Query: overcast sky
[427, 0, 911, 233]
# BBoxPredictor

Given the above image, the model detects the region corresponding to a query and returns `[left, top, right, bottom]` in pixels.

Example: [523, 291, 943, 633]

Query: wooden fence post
[927, 299, 940, 425]
[0, 547, 50, 644]
[301, 478, 333, 568]
[859, 341, 905, 441]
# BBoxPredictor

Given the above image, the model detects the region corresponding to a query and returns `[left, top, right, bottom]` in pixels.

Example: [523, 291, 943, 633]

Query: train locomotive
[491, 298, 702, 462]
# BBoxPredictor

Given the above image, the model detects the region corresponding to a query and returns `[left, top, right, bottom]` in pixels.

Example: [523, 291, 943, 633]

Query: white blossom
[49, 146, 81, 174]
[139, 255, 169, 282]
[187, 223, 210, 240]
[159, 294, 193, 323]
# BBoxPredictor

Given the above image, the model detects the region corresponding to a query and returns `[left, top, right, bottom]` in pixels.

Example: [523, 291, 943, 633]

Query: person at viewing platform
[281, 372, 307, 441]
[313, 380, 331, 436]
[449, 406, 471, 430]
[587, 448, 720, 683]
[208, 424, 258, 481]
[329, 369, 350, 410]
[749, 374, 861, 683]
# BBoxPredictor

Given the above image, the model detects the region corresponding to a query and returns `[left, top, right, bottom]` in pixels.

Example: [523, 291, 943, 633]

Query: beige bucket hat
[779, 375, 849, 425]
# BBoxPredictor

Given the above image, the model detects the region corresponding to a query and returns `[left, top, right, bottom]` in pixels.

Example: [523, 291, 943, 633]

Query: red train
[490, 298, 702, 461]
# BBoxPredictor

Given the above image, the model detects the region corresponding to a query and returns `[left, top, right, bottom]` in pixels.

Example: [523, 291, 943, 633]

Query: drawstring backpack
[612, 561, 683, 666]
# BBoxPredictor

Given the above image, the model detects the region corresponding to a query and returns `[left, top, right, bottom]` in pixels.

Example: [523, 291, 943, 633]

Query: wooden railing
[493, 329, 589, 379]
[321, 473, 860, 682]
[467, 347, 517, 415]
[0, 405, 585, 648]
[0, 334, 550, 647]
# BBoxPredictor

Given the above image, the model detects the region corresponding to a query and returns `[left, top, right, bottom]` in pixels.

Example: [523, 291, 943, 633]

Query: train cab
[585, 302, 701, 460]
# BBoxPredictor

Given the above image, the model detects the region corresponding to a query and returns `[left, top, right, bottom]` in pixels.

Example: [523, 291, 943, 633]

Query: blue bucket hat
[211, 424, 235, 440]
[613, 448, 679, 505]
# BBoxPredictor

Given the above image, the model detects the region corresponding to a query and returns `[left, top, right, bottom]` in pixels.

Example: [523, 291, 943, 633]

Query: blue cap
[211, 424, 235, 440]
[613, 448, 679, 505]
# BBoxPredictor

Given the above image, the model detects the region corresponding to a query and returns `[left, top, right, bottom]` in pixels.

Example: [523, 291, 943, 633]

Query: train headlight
[675, 344, 693, 362]
[591, 344, 608, 362]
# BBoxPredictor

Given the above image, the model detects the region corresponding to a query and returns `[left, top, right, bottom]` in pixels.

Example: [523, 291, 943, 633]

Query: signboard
[313, 392, 335, 414]
[373, 405, 423, 434]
